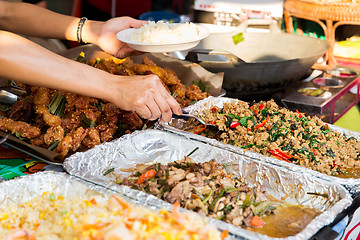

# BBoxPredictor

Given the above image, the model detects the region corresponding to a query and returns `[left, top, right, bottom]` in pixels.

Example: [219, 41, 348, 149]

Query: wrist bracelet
[76, 17, 88, 44]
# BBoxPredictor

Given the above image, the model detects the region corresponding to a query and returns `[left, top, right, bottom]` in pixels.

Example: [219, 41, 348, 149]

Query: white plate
[116, 24, 209, 53]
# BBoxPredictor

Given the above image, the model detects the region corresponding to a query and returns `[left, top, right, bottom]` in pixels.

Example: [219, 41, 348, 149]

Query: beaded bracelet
[76, 17, 88, 44]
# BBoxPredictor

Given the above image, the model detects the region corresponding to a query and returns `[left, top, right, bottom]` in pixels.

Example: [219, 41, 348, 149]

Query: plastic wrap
[64, 129, 352, 240]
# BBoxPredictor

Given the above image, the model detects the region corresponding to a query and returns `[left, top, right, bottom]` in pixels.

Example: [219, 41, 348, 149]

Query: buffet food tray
[157, 96, 360, 197]
[63, 129, 352, 240]
[0, 172, 231, 239]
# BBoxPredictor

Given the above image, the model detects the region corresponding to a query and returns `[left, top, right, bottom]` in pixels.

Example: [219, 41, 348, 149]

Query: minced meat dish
[184, 100, 360, 177]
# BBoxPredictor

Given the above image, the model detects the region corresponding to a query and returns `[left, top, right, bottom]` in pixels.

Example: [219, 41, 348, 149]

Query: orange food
[137, 169, 157, 184]
[251, 215, 265, 228]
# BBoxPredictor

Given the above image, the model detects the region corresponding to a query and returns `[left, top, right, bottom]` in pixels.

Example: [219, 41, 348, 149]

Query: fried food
[0, 54, 209, 158]
[0, 117, 40, 139]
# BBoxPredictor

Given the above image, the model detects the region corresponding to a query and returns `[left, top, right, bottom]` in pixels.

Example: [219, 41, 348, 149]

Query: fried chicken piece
[102, 59, 130, 75]
[64, 92, 78, 112]
[70, 127, 87, 152]
[82, 108, 102, 123]
[119, 57, 136, 69]
[170, 83, 187, 99]
[118, 110, 143, 131]
[32, 87, 62, 126]
[102, 103, 120, 125]
[61, 111, 82, 131]
[43, 125, 64, 146]
[73, 96, 92, 110]
[55, 134, 72, 158]
[0, 117, 40, 139]
[82, 127, 101, 148]
[53, 127, 88, 157]
[142, 55, 157, 66]
[8, 99, 32, 122]
[30, 134, 45, 147]
[132, 64, 180, 86]
[97, 122, 117, 143]
[176, 98, 192, 108]
[186, 84, 208, 101]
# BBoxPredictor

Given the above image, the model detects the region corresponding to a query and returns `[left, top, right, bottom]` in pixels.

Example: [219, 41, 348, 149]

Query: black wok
[183, 32, 329, 96]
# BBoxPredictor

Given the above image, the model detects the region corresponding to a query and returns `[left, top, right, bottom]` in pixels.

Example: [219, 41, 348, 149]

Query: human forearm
[0, 1, 80, 41]
[0, 31, 113, 101]
[0, 31, 182, 121]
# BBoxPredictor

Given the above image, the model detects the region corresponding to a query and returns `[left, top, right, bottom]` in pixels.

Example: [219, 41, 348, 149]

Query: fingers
[127, 18, 148, 28]
[156, 80, 182, 116]
[140, 75, 181, 122]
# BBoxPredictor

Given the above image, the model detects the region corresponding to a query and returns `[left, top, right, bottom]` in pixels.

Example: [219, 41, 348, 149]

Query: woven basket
[284, 0, 360, 21]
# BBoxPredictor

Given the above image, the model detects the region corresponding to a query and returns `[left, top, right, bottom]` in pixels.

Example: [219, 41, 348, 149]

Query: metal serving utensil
[172, 109, 217, 128]
[0, 86, 27, 104]
[0, 132, 63, 166]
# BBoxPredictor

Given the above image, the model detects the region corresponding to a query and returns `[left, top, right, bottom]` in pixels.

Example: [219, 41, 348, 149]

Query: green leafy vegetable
[48, 93, 66, 117]
[192, 80, 209, 93]
[103, 168, 115, 176]
[81, 115, 97, 128]
[187, 147, 199, 157]
[48, 140, 60, 151]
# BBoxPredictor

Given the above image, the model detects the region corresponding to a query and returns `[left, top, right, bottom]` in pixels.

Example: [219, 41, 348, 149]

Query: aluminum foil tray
[0, 172, 237, 239]
[63, 129, 352, 240]
[157, 96, 360, 197]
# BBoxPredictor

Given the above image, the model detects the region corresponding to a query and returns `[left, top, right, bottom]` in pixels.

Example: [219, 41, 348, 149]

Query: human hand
[108, 74, 182, 123]
[95, 17, 147, 58]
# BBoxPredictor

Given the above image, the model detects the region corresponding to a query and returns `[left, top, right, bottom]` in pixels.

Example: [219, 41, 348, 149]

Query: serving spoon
[172, 109, 217, 128]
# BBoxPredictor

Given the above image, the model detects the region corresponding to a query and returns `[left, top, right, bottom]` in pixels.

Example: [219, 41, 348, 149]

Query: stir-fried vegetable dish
[182, 100, 360, 177]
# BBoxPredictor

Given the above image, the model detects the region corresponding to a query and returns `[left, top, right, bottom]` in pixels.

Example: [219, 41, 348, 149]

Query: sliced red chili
[211, 107, 217, 112]
[209, 120, 216, 125]
[254, 115, 269, 129]
[250, 105, 259, 115]
[230, 121, 240, 128]
[193, 124, 207, 134]
[268, 150, 291, 163]
[259, 102, 265, 111]
[296, 109, 304, 118]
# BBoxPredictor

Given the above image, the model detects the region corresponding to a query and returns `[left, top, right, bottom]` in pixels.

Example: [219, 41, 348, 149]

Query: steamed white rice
[130, 21, 200, 43]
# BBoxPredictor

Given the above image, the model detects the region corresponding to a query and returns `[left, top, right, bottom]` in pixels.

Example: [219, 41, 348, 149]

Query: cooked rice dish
[0, 192, 225, 240]
[182, 100, 360, 177]
[130, 21, 200, 44]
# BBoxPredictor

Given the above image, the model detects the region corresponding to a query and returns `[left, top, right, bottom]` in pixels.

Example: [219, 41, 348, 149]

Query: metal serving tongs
[0, 85, 27, 104]
[172, 109, 217, 128]
[0, 131, 63, 166]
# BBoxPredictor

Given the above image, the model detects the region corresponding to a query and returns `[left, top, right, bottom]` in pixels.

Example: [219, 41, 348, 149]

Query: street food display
[0, 55, 208, 158]
[0, 174, 226, 240]
[174, 98, 360, 178]
[115, 156, 321, 238]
